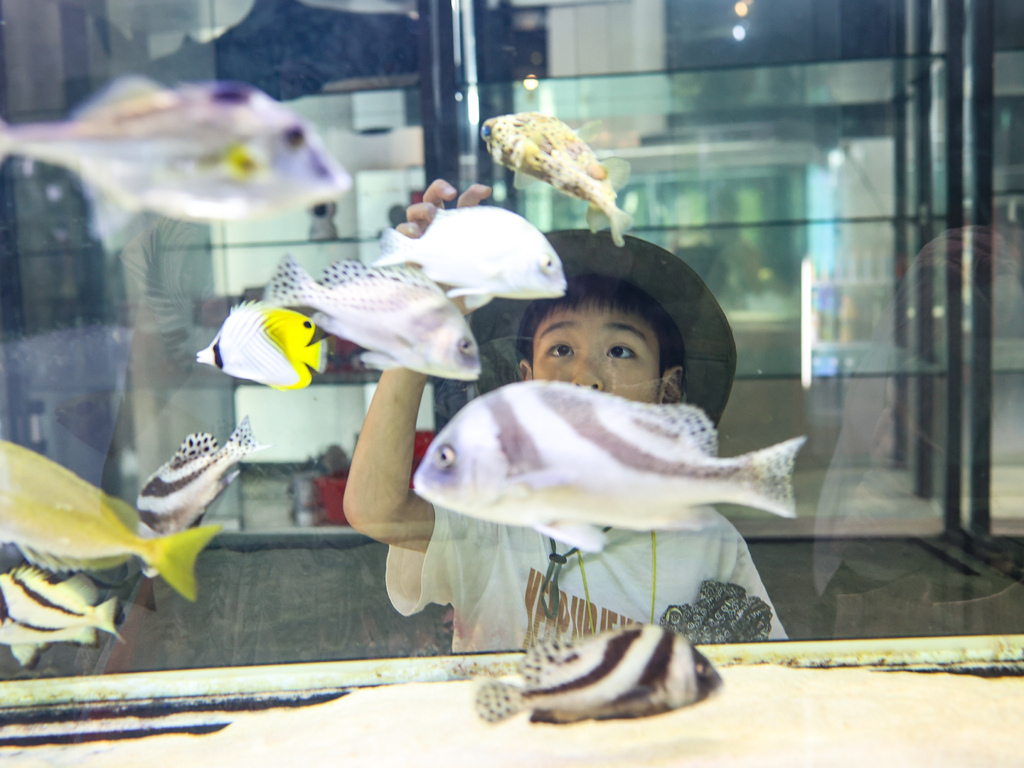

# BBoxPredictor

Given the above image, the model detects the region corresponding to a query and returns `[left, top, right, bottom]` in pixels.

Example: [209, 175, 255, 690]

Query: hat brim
[469, 230, 737, 424]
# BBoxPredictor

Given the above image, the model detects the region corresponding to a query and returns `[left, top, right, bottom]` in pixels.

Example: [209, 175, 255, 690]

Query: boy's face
[519, 304, 683, 404]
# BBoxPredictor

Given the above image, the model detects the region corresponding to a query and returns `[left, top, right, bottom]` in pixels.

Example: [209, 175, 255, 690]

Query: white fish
[196, 302, 328, 389]
[0, 566, 119, 667]
[413, 380, 807, 552]
[137, 417, 271, 536]
[475, 624, 722, 724]
[374, 207, 567, 310]
[0, 76, 351, 235]
[262, 254, 481, 380]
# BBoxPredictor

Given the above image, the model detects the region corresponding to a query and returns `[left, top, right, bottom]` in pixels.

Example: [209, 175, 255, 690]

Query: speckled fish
[196, 302, 328, 389]
[137, 416, 270, 536]
[374, 206, 566, 310]
[262, 254, 481, 380]
[0, 76, 351, 234]
[0, 440, 221, 601]
[476, 624, 722, 724]
[481, 112, 633, 246]
[413, 380, 806, 552]
[0, 566, 118, 667]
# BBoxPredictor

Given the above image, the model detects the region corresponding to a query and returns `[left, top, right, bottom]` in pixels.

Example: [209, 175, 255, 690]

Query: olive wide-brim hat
[469, 230, 737, 425]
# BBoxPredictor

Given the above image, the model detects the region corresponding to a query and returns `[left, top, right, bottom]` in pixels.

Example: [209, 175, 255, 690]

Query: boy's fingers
[405, 202, 439, 233]
[396, 222, 422, 239]
[457, 184, 493, 208]
[422, 179, 458, 207]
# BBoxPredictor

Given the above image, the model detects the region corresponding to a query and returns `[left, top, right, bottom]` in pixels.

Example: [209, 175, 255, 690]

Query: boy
[345, 180, 785, 652]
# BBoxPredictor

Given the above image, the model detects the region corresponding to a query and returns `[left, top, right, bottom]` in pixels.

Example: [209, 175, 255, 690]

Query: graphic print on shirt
[522, 567, 641, 648]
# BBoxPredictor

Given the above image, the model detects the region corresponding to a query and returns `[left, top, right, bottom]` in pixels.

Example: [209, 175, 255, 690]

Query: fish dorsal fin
[225, 415, 271, 456]
[575, 120, 602, 143]
[602, 158, 631, 190]
[627, 402, 719, 457]
[263, 254, 320, 308]
[170, 432, 220, 469]
[521, 638, 583, 688]
[320, 259, 371, 288]
[72, 76, 168, 121]
[513, 171, 538, 190]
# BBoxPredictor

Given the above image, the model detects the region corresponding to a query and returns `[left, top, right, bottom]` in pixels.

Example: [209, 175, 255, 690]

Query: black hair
[515, 273, 687, 385]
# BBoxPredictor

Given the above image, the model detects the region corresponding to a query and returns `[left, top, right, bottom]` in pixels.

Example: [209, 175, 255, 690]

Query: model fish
[196, 302, 328, 389]
[0, 76, 351, 234]
[413, 380, 806, 552]
[481, 112, 633, 246]
[138, 417, 270, 536]
[374, 206, 567, 310]
[0, 440, 221, 601]
[476, 624, 722, 724]
[0, 566, 119, 667]
[262, 254, 481, 380]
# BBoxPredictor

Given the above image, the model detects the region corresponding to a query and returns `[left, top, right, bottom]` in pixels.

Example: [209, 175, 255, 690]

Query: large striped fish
[137, 416, 270, 536]
[413, 380, 806, 552]
[475, 624, 721, 724]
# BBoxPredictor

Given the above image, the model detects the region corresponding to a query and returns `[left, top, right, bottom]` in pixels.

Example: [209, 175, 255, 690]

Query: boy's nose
[572, 362, 604, 391]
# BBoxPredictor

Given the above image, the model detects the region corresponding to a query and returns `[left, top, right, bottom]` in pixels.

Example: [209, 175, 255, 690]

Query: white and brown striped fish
[0, 565, 118, 667]
[475, 624, 721, 724]
[137, 416, 270, 536]
[413, 380, 806, 552]
[480, 112, 633, 246]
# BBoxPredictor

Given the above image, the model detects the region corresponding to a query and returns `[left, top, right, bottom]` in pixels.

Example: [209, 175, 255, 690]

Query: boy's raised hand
[395, 178, 492, 314]
[396, 179, 492, 239]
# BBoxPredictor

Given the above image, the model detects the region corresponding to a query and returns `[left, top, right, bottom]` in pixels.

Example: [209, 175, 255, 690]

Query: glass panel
[0, 0, 1022, 689]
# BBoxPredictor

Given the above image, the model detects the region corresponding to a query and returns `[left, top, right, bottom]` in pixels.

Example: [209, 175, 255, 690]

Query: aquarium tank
[0, 0, 1021, 713]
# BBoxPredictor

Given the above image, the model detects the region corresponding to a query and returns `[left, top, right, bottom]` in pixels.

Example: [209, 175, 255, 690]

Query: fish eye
[539, 254, 556, 274]
[458, 338, 475, 355]
[285, 126, 305, 148]
[303, 320, 312, 329]
[480, 124, 491, 139]
[437, 444, 457, 467]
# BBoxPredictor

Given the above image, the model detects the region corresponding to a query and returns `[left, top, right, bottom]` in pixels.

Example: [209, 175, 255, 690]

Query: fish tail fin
[263, 254, 319, 307]
[474, 679, 525, 723]
[743, 436, 807, 518]
[143, 524, 223, 601]
[586, 205, 633, 247]
[374, 227, 417, 266]
[94, 596, 121, 639]
[225, 415, 272, 457]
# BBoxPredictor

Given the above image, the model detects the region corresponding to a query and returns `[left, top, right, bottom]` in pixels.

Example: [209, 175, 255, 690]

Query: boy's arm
[344, 369, 435, 552]
[343, 179, 492, 553]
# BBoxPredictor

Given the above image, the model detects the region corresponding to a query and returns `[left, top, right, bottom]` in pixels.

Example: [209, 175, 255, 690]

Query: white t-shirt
[386, 505, 787, 652]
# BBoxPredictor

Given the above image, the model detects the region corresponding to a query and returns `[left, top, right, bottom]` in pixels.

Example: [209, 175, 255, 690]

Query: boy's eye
[548, 344, 573, 357]
[608, 345, 635, 359]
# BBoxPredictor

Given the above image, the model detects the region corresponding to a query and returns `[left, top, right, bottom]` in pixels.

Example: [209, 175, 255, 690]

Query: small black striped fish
[475, 625, 721, 724]
[413, 380, 807, 552]
[0, 566, 118, 667]
[137, 416, 269, 535]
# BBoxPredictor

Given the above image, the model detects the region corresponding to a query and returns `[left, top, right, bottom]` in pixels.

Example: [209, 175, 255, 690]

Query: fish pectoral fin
[586, 205, 611, 234]
[513, 170, 539, 190]
[575, 120, 603, 143]
[602, 157, 631, 190]
[9, 644, 43, 668]
[444, 288, 494, 311]
[532, 522, 606, 553]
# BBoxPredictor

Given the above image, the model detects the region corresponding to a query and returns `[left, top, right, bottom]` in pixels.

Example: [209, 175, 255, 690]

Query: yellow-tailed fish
[0, 440, 221, 601]
[196, 301, 328, 389]
[481, 112, 633, 246]
[0, 76, 351, 236]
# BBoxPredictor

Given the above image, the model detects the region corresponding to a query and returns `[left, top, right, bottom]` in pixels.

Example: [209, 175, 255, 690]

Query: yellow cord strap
[574, 531, 658, 634]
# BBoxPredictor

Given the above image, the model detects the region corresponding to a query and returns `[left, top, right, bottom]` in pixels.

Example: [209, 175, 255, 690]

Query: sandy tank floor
[2, 665, 1021, 767]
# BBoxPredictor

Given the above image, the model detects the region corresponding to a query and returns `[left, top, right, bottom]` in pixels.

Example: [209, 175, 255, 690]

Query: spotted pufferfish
[480, 112, 633, 246]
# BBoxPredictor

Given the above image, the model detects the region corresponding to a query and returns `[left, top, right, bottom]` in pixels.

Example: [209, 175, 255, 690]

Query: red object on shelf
[315, 431, 434, 526]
